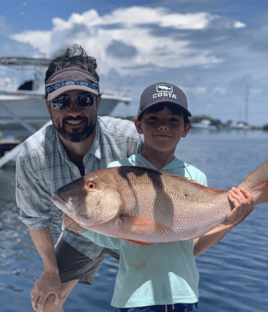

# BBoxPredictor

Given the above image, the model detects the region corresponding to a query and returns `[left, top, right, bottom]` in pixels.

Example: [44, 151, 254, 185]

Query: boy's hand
[224, 187, 254, 226]
[62, 213, 85, 232]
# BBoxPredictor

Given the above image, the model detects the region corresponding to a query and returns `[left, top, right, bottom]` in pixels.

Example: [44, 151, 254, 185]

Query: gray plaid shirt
[16, 116, 144, 260]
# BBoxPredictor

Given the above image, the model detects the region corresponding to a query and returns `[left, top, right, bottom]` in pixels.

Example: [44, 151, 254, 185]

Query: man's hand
[224, 187, 254, 226]
[30, 271, 61, 312]
[62, 213, 85, 232]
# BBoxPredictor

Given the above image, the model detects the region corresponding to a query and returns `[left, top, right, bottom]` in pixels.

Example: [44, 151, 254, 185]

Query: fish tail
[236, 159, 268, 206]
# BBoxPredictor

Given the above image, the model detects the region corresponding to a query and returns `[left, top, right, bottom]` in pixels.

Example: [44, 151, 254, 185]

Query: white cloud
[253, 71, 268, 80]
[251, 89, 262, 94]
[52, 10, 101, 30]
[9, 6, 247, 75]
[183, 86, 207, 94]
[11, 30, 51, 56]
[234, 21, 246, 28]
[105, 7, 214, 30]
[160, 12, 214, 29]
[213, 87, 227, 94]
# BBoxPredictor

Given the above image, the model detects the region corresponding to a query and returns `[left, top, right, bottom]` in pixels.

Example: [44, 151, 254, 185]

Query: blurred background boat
[0, 57, 132, 136]
[191, 119, 217, 131]
[0, 57, 132, 167]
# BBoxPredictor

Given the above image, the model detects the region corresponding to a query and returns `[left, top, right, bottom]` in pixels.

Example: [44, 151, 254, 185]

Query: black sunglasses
[51, 93, 99, 110]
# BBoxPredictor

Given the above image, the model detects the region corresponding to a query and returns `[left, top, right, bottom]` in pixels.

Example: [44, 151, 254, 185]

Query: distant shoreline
[116, 115, 268, 131]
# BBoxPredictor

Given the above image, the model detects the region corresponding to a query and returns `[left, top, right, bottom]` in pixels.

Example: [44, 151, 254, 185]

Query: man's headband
[45, 67, 99, 101]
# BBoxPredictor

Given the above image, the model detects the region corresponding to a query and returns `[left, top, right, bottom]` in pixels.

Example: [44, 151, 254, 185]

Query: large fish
[52, 160, 268, 244]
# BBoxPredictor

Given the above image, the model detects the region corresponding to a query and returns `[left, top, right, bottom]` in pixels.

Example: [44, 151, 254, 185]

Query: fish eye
[87, 182, 96, 190]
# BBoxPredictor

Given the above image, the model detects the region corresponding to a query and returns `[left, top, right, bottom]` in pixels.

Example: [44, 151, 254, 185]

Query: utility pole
[209, 104, 212, 117]
[245, 85, 249, 124]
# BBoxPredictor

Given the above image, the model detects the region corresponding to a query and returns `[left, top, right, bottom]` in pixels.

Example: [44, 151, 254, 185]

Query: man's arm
[194, 187, 254, 256]
[29, 227, 61, 312]
[16, 151, 61, 311]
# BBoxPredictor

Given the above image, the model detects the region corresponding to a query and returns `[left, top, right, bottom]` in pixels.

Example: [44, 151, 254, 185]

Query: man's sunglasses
[51, 93, 99, 110]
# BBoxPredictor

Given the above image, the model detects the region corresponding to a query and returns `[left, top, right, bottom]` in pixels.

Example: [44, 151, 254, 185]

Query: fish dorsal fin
[160, 170, 228, 193]
[119, 166, 228, 193]
[121, 166, 190, 181]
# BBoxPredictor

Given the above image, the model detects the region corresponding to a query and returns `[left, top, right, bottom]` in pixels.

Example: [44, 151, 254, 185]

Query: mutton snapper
[52, 160, 268, 245]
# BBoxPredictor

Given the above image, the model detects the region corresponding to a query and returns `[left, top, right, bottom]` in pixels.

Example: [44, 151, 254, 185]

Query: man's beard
[53, 115, 97, 142]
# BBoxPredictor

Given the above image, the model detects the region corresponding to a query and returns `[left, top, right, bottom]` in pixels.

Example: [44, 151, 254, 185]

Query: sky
[0, 0, 268, 126]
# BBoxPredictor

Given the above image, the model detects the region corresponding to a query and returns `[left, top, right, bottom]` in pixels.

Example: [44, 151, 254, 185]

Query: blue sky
[0, 0, 268, 126]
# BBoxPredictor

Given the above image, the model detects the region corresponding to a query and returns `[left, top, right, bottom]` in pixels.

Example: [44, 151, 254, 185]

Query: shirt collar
[136, 154, 185, 171]
[85, 118, 101, 160]
[163, 157, 185, 170]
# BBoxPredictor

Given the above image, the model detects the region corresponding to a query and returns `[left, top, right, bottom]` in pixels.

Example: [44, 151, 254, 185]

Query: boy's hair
[45, 44, 99, 86]
[137, 102, 191, 125]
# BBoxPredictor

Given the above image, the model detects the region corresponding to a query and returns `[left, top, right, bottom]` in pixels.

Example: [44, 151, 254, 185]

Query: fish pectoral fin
[127, 216, 156, 226]
[203, 224, 236, 236]
[121, 215, 172, 234]
[120, 238, 152, 246]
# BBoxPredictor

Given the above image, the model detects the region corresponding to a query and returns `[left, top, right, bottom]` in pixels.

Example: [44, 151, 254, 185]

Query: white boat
[0, 57, 131, 135]
[231, 121, 250, 130]
[191, 119, 217, 130]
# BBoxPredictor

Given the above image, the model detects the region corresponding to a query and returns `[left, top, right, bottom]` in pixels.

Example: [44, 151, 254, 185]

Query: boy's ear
[134, 117, 143, 134]
[182, 122, 191, 138]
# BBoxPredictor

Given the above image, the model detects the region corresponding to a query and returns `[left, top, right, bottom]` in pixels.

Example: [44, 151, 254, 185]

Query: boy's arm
[81, 229, 121, 249]
[194, 187, 254, 256]
[62, 213, 121, 249]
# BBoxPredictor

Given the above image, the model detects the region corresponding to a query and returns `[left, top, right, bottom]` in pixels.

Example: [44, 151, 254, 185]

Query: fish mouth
[52, 192, 76, 216]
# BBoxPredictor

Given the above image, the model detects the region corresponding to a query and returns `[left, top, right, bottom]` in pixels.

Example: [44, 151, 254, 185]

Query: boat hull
[0, 90, 131, 136]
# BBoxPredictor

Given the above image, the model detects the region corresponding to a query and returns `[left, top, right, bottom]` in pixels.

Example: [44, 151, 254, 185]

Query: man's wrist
[43, 264, 60, 275]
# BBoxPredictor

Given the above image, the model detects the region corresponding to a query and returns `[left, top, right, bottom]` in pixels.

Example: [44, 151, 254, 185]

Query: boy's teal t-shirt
[82, 154, 207, 308]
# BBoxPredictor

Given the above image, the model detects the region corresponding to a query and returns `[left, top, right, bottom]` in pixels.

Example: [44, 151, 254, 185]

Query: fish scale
[52, 160, 268, 244]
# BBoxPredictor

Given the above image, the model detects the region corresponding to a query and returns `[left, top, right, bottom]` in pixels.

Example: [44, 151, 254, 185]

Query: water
[0, 129, 268, 312]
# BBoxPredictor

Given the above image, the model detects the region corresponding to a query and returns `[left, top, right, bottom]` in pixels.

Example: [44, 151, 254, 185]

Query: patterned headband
[45, 68, 100, 101]
[45, 81, 99, 96]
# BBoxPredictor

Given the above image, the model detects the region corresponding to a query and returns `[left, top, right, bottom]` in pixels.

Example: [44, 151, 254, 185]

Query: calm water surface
[0, 130, 268, 312]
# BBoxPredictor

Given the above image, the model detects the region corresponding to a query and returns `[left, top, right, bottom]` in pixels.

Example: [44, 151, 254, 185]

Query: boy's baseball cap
[138, 82, 191, 117]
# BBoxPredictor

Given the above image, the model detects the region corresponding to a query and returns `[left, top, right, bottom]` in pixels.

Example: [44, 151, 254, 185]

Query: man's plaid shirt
[16, 116, 144, 260]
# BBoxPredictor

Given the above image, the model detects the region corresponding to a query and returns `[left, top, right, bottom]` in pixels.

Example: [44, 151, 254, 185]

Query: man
[16, 45, 144, 312]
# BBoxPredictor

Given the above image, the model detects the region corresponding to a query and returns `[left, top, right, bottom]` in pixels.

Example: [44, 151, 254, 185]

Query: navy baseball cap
[138, 82, 191, 117]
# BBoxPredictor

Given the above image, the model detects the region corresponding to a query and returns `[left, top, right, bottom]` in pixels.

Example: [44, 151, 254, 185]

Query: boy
[64, 82, 254, 312]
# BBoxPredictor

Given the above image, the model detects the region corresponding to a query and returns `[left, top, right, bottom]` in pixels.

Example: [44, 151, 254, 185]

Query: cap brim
[47, 85, 99, 101]
[138, 99, 192, 117]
